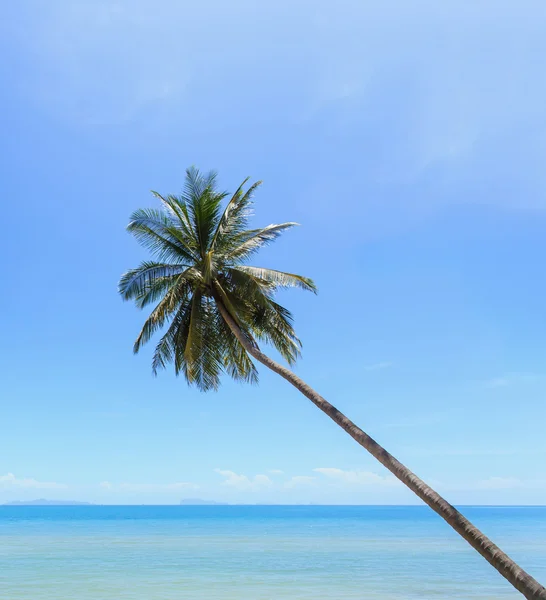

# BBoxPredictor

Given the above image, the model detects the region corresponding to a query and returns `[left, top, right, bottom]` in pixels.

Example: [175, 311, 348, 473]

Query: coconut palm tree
[119, 167, 545, 600]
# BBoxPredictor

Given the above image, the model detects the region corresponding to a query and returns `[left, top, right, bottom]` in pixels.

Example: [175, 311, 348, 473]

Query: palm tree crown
[119, 167, 316, 391]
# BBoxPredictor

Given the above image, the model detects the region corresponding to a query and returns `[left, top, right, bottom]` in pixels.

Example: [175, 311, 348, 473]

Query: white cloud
[98, 480, 198, 493]
[314, 468, 400, 487]
[215, 469, 272, 491]
[0, 473, 67, 490]
[269, 469, 284, 475]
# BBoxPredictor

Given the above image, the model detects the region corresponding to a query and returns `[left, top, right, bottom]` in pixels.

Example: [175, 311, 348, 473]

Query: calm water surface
[1, 505, 545, 599]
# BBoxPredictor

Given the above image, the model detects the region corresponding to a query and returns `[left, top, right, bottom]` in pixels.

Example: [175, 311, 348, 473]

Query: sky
[1, 0, 546, 505]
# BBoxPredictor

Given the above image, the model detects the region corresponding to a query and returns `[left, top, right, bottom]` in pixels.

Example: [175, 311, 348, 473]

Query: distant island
[4, 499, 93, 506]
[179, 498, 229, 506]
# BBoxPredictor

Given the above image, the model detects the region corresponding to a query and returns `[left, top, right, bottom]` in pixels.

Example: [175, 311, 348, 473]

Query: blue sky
[1, 0, 546, 505]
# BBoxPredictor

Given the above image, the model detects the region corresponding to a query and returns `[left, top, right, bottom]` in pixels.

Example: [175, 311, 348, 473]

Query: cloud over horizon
[2, 467, 545, 505]
[0, 473, 67, 490]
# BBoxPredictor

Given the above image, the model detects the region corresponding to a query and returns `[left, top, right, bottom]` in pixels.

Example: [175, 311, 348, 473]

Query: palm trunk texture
[216, 301, 546, 600]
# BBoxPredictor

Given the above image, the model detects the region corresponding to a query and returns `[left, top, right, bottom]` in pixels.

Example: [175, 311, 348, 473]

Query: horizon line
[3, 503, 546, 507]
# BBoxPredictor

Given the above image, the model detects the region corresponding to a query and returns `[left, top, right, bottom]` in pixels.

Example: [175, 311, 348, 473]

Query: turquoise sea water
[1, 506, 545, 599]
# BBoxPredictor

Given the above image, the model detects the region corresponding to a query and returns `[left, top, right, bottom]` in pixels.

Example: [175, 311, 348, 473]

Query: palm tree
[119, 167, 546, 600]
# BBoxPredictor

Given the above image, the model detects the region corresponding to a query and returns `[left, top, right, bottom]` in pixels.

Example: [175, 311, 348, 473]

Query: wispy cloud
[8, 0, 546, 235]
[215, 469, 272, 491]
[0, 473, 67, 490]
[269, 469, 284, 475]
[310, 2, 546, 179]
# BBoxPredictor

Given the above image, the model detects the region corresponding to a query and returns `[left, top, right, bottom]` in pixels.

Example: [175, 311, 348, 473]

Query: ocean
[1, 505, 545, 599]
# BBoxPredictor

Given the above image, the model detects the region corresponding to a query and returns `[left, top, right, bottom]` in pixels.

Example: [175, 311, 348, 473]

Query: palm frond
[216, 311, 259, 384]
[219, 270, 301, 364]
[212, 279, 257, 338]
[221, 268, 274, 305]
[181, 167, 226, 256]
[137, 268, 201, 310]
[227, 223, 298, 262]
[181, 292, 224, 391]
[210, 178, 262, 251]
[127, 208, 198, 263]
[248, 299, 302, 365]
[133, 283, 190, 353]
[183, 289, 204, 371]
[150, 191, 200, 250]
[119, 262, 190, 303]
[233, 266, 317, 293]
[152, 300, 193, 375]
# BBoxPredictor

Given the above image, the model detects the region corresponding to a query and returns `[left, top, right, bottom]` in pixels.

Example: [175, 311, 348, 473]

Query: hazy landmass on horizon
[3, 499, 94, 506]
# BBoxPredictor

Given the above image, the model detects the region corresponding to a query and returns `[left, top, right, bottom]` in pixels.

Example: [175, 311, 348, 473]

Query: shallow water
[1, 505, 545, 599]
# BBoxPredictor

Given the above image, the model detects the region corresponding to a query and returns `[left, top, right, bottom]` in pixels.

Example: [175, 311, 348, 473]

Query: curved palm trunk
[216, 301, 546, 600]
